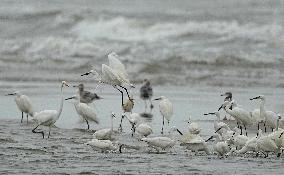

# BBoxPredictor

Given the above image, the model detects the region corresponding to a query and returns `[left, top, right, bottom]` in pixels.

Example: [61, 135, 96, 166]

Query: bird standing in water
[140, 79, 154, 113]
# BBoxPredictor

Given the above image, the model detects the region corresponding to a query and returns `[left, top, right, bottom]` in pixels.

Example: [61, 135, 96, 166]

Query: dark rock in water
[140, 113, 153, 118]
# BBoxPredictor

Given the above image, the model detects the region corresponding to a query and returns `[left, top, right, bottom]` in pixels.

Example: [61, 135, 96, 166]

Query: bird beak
[130, 84, 135, 88]
[215, 127, 222, 133]
[205, 136, 214, 142]
[279, 132, 284, 138]
[73, 85, 79, 88]
[176, 129, 183, 135]
[218, 105, 223, 111]
[221, 93, 226, 96]
[154, 97, 161, 101]
[97, 95, 103, 100]
[6, 93, 16, 96]
[81, 71, 92, 76]
[65, 97, 75, 100]
[250, 96, 259, 100]
[204, 112, 215, 115]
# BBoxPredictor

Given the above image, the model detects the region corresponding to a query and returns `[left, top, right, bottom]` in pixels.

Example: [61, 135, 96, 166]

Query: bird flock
[5, 52, 284, 158]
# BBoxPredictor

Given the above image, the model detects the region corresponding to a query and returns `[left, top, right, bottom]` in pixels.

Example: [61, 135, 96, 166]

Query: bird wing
[76, 103, 99, 124]
[21, 95, 34, 115]
[159, 99, 173, 121]
[108, 52, 128, 78]
[102, 64, 122, 84]
[33, 110, 57, 125]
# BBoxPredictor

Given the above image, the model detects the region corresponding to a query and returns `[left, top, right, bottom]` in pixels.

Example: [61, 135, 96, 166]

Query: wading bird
[140, 79, 153, 112]
[65, 95, 99, 130]
[73, 83, 102, 104]
[6, 91, 34, 123]
[81, 52, 134, 107]
[154, 96, 173, 134]
[32, 81, 69, 138]
[93, 112, 116, 140]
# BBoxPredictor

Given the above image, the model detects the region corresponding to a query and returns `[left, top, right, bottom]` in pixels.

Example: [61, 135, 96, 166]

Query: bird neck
[259, 99, 265, 118]
[55, 86, 64, 120]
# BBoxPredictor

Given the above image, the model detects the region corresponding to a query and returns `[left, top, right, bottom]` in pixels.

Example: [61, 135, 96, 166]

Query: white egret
[32, 81, 69, 138]
[6, 91, 34, 124]
[65, 95, 99, 130]
[141, 137, 175, 152]
[170, 126, 210, 155]
[204, 112, 230, 135]
[85, 139, 123, 153]
[256, 129, 281, 157]
[93, 112, 116, 140]
[230, 128, 249, 150]
[237, 135, 258, 155]
[250, 95, 283, 132]
[206, 134, 231, 158]
[140, 79, 154, 112]
[124, 112, 141, 136]
[222, 101, 253, 136]
[136, 123, 153, 137]
[81, 52, 134, 107]
[154, 96, 173, 134]
[73, 83, 102, 104]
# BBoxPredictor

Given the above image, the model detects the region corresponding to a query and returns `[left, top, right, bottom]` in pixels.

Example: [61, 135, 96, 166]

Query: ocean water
[0, 0, 283, 87]
[1, 0, 284, 174]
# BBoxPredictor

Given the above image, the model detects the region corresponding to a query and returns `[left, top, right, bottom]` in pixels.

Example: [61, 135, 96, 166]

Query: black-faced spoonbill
[32, 81, 69, 138]
[6, 91, 34, 124]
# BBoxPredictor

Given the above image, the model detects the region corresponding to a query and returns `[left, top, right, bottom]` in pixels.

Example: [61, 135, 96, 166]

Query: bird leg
[161, 116, 164, 134]
[244, 125, 247, 136]
[264, 122, 267, 132]
[144, 100, 147, 113]
[119, 115, 124, 132]
[48, 127, 51, 138]
[149, 99, 154, 111]
[21, 112, 24, 123]
[131, 124, 135, 137]
[85, 119, 90, 130]
[257, 122, 260, 131]
[114, 85, 124, 107]
[26, 114, 29, 124]
[32, 124, 44, 139]
[119, 85, 131, 101]
[240, 126, 243, 135]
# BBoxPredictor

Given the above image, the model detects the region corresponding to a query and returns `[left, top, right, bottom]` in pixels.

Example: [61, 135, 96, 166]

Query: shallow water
[1, 85, 284, 174]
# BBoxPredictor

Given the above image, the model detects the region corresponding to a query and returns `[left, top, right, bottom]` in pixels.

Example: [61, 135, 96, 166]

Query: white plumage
[222, 101, 253, 135]
[85, 139, 118, 152]
[141, 137, 175, 151]
[136, 123, 153, 137]
[32, 81, 69, 138]
[6, 91, 34, 123]
[154, 96, 173, 134]
[250, 95, 283, 131]
[66, 95, 99, 130]
[93, 113, 115, 140]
